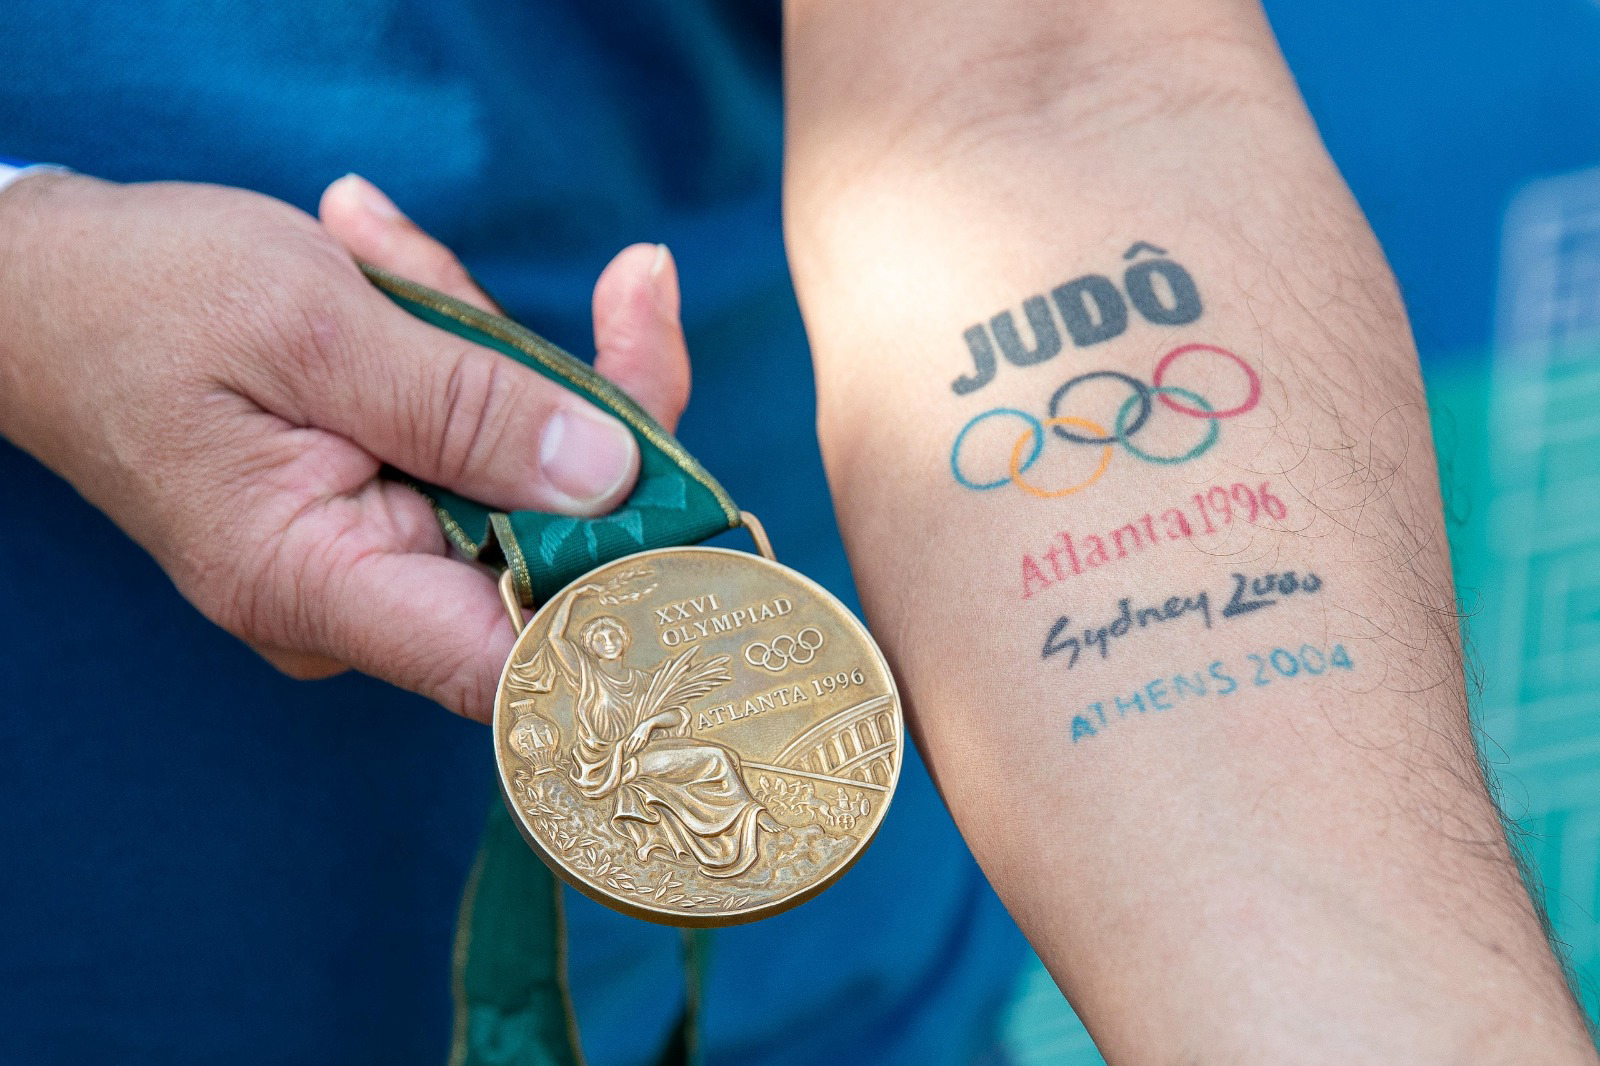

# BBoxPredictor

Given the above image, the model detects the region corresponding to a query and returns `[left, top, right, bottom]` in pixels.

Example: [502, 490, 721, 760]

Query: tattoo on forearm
[952, 242, 1203, 395]
[1019, 482, 1290, 599]
[1066, 640, 1356, 743]
[1219, 569, 1321, 619]
[948, 242, 1263, 503]
[1041, 568, 1324, 670]
[950, 342, 1258, 498]
[947, 344, 1248, 502]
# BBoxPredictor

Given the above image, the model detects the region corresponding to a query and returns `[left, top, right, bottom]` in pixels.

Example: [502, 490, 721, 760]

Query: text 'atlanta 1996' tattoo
[1067, 640, 1356, 744]
[1020, 482, 1291, 599]
[952, 242, 1201, 394]
[1041, 569, 1324, 670]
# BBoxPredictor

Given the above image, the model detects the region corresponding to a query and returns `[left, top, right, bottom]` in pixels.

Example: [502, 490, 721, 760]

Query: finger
[319, 174, 499, 313]
[325, 551, 511, 722]
[251, 643, 350, 681]
[593, 243, 692, 433]
[246, 264, 642, 517]
[255, 481, 516, 721]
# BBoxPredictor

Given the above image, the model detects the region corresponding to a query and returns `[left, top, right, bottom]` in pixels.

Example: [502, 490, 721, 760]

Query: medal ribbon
[364, 265, 727, 1066]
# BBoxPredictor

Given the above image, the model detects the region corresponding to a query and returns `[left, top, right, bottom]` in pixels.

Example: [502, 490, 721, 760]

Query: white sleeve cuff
[0, 162, 71, 196]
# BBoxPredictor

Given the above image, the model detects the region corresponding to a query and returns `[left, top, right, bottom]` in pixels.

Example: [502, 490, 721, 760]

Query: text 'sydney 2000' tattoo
[1066, 640, 1356, 744]
[1041, 569, 1324, 671]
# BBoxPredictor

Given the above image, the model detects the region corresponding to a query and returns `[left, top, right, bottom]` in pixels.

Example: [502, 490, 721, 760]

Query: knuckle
[427, 646, 500, 721]
[203, 522, 328, 653]
[265, 274, 358, 377]
[209, 223, 366, 391]
[188, 567, 271, 646]
[427, 352, 523, 486]
[387, 602, 503, 718]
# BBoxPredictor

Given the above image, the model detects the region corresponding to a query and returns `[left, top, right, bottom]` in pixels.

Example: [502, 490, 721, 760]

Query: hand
[0, 172, 691, 719]
[621, 721, 655, 759]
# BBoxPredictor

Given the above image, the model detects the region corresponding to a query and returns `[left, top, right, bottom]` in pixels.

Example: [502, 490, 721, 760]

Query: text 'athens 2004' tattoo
[1068, 641, 1356, 744]
[952, 243, 1201, 395]
[1041, 569, 1323, 671]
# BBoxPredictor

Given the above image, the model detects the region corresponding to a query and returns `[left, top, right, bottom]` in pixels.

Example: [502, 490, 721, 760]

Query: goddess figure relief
[509, 583, 776, 879]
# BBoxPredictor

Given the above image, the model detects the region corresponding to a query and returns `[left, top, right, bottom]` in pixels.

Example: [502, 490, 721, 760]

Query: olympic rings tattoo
[744, 627, 825, 672]
[950, 343, 1259, 497]
[1115, 386, 1218, 465]
[1048, 371, 1150, 444]
[1010, 417, 1112, 498]
[951, 408, 1042, 490]
[1153, 344, 1260, 418]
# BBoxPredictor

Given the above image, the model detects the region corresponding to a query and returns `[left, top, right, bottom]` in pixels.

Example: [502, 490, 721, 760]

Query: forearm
[785, 2, 1593, 1061]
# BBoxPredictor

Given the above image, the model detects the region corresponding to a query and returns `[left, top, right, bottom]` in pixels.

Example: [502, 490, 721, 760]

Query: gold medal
[492, 523, 902, 927]
[361, 266, 900, 932]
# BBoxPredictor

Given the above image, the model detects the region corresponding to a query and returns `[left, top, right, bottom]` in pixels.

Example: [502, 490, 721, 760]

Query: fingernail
[650, 244, 680, 321]
[539, 404, 637, 509]
[341, 173, 401, 221]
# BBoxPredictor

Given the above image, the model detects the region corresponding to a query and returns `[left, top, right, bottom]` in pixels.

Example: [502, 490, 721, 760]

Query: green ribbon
[363, 265, 730, 1066]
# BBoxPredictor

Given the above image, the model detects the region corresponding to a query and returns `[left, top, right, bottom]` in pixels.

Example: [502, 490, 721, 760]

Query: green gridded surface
[999, 171, 1600, 1061]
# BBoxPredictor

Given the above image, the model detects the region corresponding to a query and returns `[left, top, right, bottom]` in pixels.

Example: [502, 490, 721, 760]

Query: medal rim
[492, 544, 904, 928]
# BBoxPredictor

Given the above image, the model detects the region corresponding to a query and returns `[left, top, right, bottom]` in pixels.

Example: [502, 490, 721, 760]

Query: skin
[0, 172, 690, 718]
[781, 0, 1598, 1062]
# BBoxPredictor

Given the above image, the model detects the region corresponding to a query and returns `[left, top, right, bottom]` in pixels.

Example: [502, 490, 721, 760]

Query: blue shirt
[0, 3, 1025, 1063]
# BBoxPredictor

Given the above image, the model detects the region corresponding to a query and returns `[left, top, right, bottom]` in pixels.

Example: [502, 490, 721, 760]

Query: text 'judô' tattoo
[952, 242, 1202, 394]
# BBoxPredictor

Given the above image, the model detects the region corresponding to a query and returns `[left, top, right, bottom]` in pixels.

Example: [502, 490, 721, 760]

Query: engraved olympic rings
[744, 627, 825, 672]
[950, 343, 1259, 496]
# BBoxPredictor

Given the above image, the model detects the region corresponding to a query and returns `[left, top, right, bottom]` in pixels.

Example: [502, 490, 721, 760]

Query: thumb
[234, 174, 644, 516]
